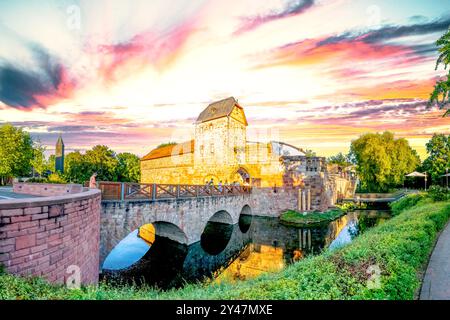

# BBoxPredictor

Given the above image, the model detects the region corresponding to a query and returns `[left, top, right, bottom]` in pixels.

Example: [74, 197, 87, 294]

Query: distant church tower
[55, 134, 65, 173]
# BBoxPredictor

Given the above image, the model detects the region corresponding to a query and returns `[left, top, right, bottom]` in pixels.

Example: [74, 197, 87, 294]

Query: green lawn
[1, 197, 449, 300]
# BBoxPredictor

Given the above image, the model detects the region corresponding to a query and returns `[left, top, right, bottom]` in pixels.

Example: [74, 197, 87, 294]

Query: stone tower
[55, 134, 65, 173]
[194, 97, 247, 166]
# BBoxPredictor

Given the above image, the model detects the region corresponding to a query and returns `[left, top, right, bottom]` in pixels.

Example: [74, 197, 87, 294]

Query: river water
[101, 210, 391, 289]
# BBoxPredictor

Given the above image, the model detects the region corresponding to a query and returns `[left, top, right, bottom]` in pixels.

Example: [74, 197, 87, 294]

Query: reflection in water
[102, 230, 150, 270]
[102, 210, 390, 289]
[201, 222, 233, 255]
[238, 214, 252, 233]
[103, 235, 188, 288]
[215, 244, 284, 283]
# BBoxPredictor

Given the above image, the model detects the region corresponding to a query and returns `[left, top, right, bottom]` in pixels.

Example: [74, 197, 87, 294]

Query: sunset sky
[0, 0, 449, 159]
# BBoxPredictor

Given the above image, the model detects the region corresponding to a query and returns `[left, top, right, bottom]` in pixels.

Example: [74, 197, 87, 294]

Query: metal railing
[91, 181, 252, 201]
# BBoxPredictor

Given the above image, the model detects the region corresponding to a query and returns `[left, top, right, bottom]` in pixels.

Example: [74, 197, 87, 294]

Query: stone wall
[250, 187, 298, 217]
[13, 183, 84, 196]
[0, 186, 101, 285]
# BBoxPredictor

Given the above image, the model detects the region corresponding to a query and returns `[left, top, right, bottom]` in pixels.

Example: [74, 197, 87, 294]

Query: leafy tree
[30, 141, 46, 177]
[63, 151, 91, 183]
[84, 145, 119, 181]
[429, 28, 450, 117]
[45, 155, 56, 174]
[0, 124, 34, 184]
[117, 153, 141, 182]
[349, 132, 420, 192]
[327, 152, 351, 166]
[422, 134, 450, 183]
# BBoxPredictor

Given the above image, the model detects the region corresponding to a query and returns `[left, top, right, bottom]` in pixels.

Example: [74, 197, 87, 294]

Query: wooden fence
[88, 181, 252, 201]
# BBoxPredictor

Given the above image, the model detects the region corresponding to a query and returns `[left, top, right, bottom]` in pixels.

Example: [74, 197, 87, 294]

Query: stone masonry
[0, 184, 101, 285]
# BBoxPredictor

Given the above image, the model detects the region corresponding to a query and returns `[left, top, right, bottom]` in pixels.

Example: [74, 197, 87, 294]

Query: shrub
[428, 185, 450, 202]
[46, 173, 67, 184]
[390, 194, 426, 216]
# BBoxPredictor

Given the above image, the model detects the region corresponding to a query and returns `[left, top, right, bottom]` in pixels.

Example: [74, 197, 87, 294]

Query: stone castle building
[140, 97, 336, 191]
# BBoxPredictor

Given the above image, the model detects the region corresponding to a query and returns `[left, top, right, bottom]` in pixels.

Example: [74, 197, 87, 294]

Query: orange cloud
[351, 78, 437, 100]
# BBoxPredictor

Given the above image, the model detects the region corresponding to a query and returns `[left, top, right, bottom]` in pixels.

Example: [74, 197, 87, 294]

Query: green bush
[389, 193, 427, 216]
[337, 202, 367, 212]
[428, 185, 450, 202]
[46, 173, 67, 184]
[1, 200, 449, 300]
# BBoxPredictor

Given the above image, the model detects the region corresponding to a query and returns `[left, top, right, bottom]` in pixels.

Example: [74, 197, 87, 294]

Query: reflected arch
[102, 227, 151, 271]
[102, 221, 188, 271]
[238, 205, 252, 233]
[200, 210, 233, 255]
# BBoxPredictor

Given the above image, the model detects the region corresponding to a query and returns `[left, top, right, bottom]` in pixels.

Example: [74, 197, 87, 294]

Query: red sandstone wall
[13, 183, 84, 196]
[0, 189, 101, 285]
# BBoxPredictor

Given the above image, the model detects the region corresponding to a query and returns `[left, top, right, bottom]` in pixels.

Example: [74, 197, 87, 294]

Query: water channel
[101, 210, 391, 289]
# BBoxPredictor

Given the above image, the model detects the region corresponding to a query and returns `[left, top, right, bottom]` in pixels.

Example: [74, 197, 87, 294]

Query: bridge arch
[152, 221, 188, 244]
[208, 210, 234, 225]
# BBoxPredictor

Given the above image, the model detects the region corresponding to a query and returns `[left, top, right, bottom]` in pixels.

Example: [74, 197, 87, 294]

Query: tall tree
[45, 155, 56, 174]
[84, 145, 119, 181]
[63, 151, 90, 183]
[0, 124, 34, 184]
[117, 152, 141, 182]
[422, 134, 450, 183]
[30, 141, 46, 177]
[429, 28, 450, 117]
[350, 132, 420, 192]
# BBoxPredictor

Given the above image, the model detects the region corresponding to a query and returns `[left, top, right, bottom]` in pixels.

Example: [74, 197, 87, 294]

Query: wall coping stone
[0, 188, 101, 210]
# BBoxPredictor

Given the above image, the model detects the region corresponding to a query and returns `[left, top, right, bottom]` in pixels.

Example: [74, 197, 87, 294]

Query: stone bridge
[99, 187, 299, 267]
[99, 175, 356, 267]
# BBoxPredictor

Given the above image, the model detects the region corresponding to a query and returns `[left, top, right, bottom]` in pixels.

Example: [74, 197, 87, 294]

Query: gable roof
[141, 140, 194, 161]
[196, 97, 247, 125]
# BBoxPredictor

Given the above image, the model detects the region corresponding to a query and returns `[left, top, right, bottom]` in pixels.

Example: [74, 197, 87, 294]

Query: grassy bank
[280, 208, 344, 227]
[1, 197, 449, 300]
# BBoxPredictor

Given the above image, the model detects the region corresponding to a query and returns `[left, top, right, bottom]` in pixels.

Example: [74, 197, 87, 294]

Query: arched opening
[238, 205, 252, 233]
[102, 221, 188, 271]
[231, 167, 251, 185]
[201, 210, 233, 255]
[102, 221, 189, 288]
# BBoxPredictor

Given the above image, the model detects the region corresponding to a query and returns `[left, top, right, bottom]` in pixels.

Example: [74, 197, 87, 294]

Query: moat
[101, 210, 391, 289]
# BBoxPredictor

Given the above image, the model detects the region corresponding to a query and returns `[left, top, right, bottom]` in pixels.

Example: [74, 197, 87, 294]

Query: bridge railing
[92, 181, 251, 201]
